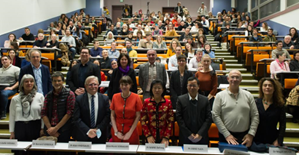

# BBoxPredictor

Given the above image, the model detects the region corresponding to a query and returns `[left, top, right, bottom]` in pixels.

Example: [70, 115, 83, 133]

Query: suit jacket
[107, 68, 137, 100]
[176, 93, 212, 145]
[19, 64, 52, 95]
[170, 70, 193, 109]
[174, 6, 183, 16]
[139, 62, 167, 92]
[67, 61, 101, 92]
[72, 92, 110, 143]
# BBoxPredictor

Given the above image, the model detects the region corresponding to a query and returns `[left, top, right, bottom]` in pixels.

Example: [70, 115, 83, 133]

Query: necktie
[90, 95, 95, 128]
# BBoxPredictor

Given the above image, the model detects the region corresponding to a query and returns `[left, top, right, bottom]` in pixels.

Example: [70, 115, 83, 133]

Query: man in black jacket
[67, 47, 101, 96]
[174, 2, 183, 17]
[176, 77, 212, 145]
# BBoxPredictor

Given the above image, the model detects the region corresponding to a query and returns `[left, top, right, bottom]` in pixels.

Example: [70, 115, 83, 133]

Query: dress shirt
[90, 47, 103, 57]
[32, 64, 43, 94]
[168, 55, 178, 70]
[108, 49, 120, 58]
[146, 62, 157, 91]
[88, 93, 98, 123]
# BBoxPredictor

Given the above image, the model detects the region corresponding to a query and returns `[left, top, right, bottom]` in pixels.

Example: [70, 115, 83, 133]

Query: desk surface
[30, 143, 84, 152]
[86, 144, 138, 153]
[0, 141, 31, 151]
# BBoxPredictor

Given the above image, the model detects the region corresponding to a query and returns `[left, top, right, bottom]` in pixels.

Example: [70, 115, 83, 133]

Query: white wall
[0, 0, 86, 35]
[270, 9, 299, 30]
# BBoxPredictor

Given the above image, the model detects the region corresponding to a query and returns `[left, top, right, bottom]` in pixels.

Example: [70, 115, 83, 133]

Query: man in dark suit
[174, 2, 183, 17]
[19, 49, 52, 95]
[67, 47, 101, 96]
[139, 49, 167, 99]
[176, 77, 212, 146]
[73, 75, 110, 143]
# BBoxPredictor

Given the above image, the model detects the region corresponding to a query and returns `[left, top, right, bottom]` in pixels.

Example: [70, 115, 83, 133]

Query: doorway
[112, 5, 133, 24]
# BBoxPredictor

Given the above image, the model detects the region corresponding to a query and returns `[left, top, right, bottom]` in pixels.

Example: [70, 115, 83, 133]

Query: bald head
[228, 70, 242, 79]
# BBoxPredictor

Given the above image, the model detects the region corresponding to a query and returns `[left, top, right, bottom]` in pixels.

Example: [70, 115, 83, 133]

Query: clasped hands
[188, 133, 202, 143]
[226, 134, 253, 147]
[116, 131, 132, 141]
[47, 127, 60, 137]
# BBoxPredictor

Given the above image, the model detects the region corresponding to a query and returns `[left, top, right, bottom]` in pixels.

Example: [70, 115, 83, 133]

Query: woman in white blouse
[9, 74, 44, 141]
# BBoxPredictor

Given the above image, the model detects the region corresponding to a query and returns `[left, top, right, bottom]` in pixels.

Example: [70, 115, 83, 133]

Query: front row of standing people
[9, 69, 285, 153]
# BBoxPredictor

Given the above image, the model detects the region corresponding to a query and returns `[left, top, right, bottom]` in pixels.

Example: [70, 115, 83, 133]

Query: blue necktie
[90, 95, 95, 128]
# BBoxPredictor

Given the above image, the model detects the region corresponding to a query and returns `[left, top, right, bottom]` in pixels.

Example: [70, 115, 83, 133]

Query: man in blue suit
[73, 75, 110, 144]
[19, 49, 52, 95]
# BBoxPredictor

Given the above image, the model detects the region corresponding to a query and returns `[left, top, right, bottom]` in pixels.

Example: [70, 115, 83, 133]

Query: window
[259, 0, 280, 18]
[252, 10, 258, 21]
[260, 0, 268, 4]
[287, 0, 299, 7]
[251, 0, 257, 9]
[236, 0, 248, 12]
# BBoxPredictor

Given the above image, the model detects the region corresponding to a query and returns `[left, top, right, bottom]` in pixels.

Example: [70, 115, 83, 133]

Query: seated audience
[178, 21, 187, 31]
[19, 27, 35, 41]
[197, 35, 206, 49]
[188, 49, 204, 70]
[61, 29, 76, 60]
[176, 76, 212, 145]
[4, 33, 18, 48]
[153, 35, 167, 49]
[249, 28, 263, 42]
[21, 50, 31, 67]
[272, 40, 291, 59]
[290, 51, 299, 71]
[263, 29, 276, 42]
[250, 78, 285, 152]
[168, 46, 183, 70]
[152, 25, 163, 36]
[133, 25, 145, 36]
[0, 56, 20, 119]
[138, 34, 153, 49]
[179, 28, 192, 41]
[90, 40, 103, 57]
[201, 16, 209, 35]
[105, 25, 118, 35]
[288, 27, 298, 42]
[8, 49, 22, 68]
[105, 32, 115, 45]
[191, 22, 200, 33]
[108, 42, 120, 58]
[260, 22, 270, 32]
[184, 43, 195, 59]
[100, 50, 112, 69]
[107, 54, 137, 100]
[141, 80, 174, 146]
[170, 55, 193, 108]
[166, 39, 181, 57]
[110, 76, 142, 144]
[33, 33, 47, 48]
[126, 40, 137, 62]
[46, 34, 59, 48]
[107, 60, 118, 80]
[120, 24, 129, 35]
[203, 43, 215, 58]
[283, 35, 294, 49]
[270, 52, 290, 79]
[165, 24, 179, 36]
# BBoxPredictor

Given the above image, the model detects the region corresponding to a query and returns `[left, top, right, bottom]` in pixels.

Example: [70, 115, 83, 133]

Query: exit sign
[120, 0, 123, 2]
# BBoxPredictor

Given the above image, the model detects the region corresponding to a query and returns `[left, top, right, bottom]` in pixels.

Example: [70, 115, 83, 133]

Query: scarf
[276, 59, 286, 70]
[20, 87, 37, 118]
[119, 66, 130, 76]
[127, 47, 132, 53]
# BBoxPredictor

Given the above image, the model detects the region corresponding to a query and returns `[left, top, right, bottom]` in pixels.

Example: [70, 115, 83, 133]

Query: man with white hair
[283, 35, 295, 49]
[133, 25, 145, 36]
[33, 33, 47, 48]
[212, 70, 259, 148]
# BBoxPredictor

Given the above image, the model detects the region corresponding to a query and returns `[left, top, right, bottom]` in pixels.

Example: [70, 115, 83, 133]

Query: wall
[103, 0, 210, 19]
[0, 0, 85, 46]
[85, 0, 102, 16]
[212, 0, 231, 15]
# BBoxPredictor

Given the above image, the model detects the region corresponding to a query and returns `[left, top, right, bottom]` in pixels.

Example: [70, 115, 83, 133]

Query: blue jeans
[0, 89, 17, 113]
[69, 47, 76, 60]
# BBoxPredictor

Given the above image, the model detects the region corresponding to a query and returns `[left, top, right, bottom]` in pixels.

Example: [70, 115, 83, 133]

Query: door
[112, 5, 123, 24]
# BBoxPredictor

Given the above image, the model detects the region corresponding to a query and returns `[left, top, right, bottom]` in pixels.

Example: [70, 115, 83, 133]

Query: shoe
[1, 111, 6, 120]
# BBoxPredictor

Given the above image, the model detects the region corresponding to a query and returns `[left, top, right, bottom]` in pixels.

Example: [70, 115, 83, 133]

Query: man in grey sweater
[212, 70, 259, 147]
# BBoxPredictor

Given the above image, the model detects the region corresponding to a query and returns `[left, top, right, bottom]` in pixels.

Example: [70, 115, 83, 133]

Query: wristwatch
[114, 131, 119, 136]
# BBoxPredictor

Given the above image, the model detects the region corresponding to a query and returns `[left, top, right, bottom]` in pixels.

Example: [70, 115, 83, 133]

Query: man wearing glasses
[176, 76, 212, 145]
[67, 47, 101, 96]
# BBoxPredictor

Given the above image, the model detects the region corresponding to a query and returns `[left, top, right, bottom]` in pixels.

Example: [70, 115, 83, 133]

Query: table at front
[0, 141, 31, 151]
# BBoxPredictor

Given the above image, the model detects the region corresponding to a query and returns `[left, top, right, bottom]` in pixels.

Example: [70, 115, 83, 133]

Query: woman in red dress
[110, 76, 143, 144]
[141, 80, 174, 146]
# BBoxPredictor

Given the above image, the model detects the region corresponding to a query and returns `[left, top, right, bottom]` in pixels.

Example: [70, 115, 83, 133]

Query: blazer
[19, 64, 52, 95]
[72, 92, 110, 143]
[290, 60, 299, 71]
[170, 70, 193, 109]
[176, 93, 212, 145]
[107, 68, 137, 100]
[67, 61, 101, 92]
[139, 62, 167, 92]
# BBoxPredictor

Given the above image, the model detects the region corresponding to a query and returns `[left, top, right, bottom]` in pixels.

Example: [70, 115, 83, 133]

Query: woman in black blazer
[170, 55, 193, 109]
[107, 53, 137, 100]
[8, 49, 22, 68]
